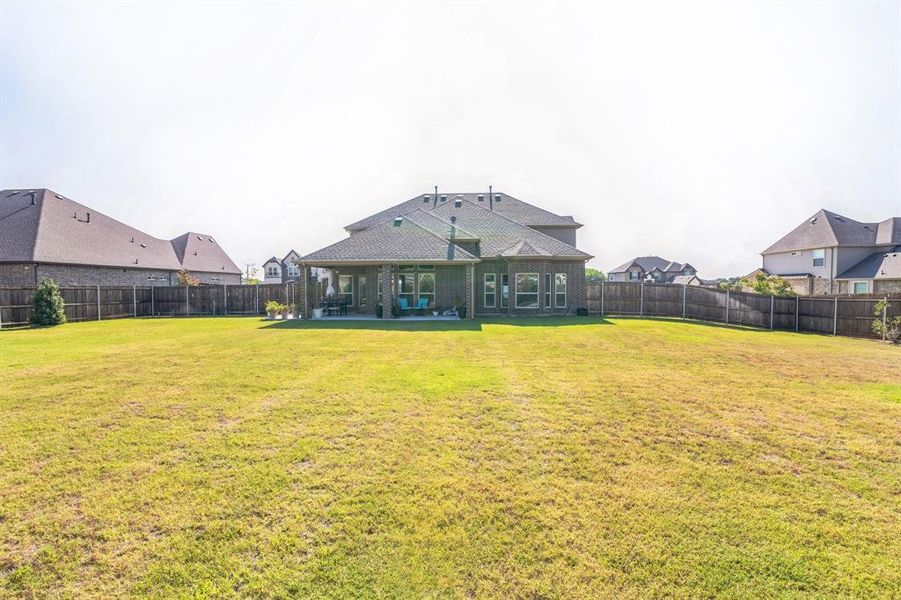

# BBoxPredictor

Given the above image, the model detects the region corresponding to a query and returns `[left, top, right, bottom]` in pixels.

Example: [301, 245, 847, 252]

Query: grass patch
[1, 317, 899, 597]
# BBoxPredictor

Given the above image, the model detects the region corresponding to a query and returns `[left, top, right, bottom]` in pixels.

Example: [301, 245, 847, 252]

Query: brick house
[262, 250, 304, 284]
[607, 256, 698, 283]
[761, 209, 901, 295]
[298, 191, 591, 318]
[0, 189, 242, 286]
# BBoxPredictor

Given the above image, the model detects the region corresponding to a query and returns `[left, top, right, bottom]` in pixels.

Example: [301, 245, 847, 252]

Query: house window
[266, 265, 279, 277]
[501, 274, 509, 308]
[812, 249, 825, 267]
[359, 276, 367, 307]
[555, 273, 567, 307]
[852, 281, 869, 294]
[287, 264, 299, 277]
[629, 270, 640, 281]
[544, 273, 551, 307]
[397, 272, 415, 306]
[515, 273, 539, 308]
[418, 271, 435, 307]
[338, 274, 353, 305]
[484, 273, 496, 307]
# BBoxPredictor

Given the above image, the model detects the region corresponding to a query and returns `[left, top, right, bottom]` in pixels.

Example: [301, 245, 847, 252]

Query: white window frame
[484, 273, 496, 308]
[554, 273, 567, 308]
[501, 274, 509, 308]
[266, 265, 280, 277]
[417, 271, 435, 307]
[286, 264, 300, 277]
[359, 276, 367, 307]
[515, 272, 539, 309]
[812, 248, 825, 267]
[852, 280, 869, 295]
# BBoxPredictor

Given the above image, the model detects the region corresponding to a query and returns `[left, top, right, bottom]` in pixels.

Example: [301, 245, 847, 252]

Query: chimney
[489, 185, 493, 210]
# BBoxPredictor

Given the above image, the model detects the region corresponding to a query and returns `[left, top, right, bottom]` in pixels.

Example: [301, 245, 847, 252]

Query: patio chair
[416, 298, 429, 310]
[398, 298, 410, 310]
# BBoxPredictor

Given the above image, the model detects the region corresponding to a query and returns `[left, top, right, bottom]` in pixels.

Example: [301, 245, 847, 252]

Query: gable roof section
[762, 209, 888, 254]
[344, 191, 581, 232]
[876, 218, 901, 245]
[171, 232, 241, 274]
[262, 256, 280, 266]
[427, 199, 590, 259]
[609, 256, 674, 274]
[836, 246, 901, 280]
[403, 211, 479, 242]
[300, 212, 478, 263]
[0, 188, 240, 274]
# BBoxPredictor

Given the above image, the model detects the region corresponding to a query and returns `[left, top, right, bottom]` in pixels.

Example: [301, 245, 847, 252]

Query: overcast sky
[1, 1, 899, 278]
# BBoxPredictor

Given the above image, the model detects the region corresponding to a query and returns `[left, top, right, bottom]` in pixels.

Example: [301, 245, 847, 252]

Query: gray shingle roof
[0, 188, 240, 274]
[344, 191, 582, 231]
[763, 209, 899, 254]
[609, 256, 677, 274]
[428, 199, 590, 259]
[300, 211, 478, 263]
[836, 246, 901, 280]
[171, 232, 242, 274]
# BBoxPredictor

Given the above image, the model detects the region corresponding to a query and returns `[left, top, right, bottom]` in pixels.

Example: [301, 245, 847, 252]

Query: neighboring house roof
[281, 249, 301, 264]
[171, 232, 242, 274]
[0, 188, 240, 273]
[762, 209, 898, 254]
[428, 199, 590, 259]
[300, 211, 478, 263]
[836, 246, 901, 280]
[344, 191, 582, 232]
[262, 256, 280, 266]
[610, 256, 679, 274]
[671, 275, 701, 285]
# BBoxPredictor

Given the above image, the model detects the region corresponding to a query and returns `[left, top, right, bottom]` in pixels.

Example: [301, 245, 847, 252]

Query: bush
[264, 300, 281, 314]
[872, 300, 901, 343]
[31, 279, 66, 326]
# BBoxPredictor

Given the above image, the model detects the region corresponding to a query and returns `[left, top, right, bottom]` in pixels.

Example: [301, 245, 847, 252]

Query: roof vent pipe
[489, 185, 493, 211]
[433, 185, 438, 208]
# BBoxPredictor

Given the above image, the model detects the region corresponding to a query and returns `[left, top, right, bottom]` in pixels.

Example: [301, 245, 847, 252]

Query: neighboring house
[761, 209, 901, 295]
[607, 256, 698, 283]
[0, 189, 242, 286]
[298, 191, 592, 317]
[262, 250, 303, 284]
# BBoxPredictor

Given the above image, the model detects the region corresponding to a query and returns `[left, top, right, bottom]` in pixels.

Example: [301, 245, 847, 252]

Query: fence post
[725, 289, 729, 325]
[769, 294, 774, 330]
[186, 285, 190, 317]
[151, 286, 155, 316]
[285, 283, 289, 307]
[133, 285, 137, 317]
[883, 297, 888, 342]
[600, 281, 605, 316]
[255, 284, 260, 314]
[682, 284, 687, 319]
[832, 296, 838, 336]
[795, 296, 800, 332]
[639, 281, 644, 316]
[224, 284, 228, 315]
[97, 285, 101, 321]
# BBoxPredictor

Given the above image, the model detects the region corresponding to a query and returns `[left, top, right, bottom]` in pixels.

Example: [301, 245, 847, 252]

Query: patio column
[466, 263, 475, 320]
[379, 264, 394, 319]
[301, 264, 310, 319]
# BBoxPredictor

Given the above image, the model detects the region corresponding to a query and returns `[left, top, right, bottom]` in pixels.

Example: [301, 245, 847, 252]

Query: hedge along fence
[586, 282, 901, 340]
[0, 283, 314, 328]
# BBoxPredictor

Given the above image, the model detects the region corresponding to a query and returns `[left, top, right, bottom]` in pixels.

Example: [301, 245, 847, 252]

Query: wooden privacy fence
[586, 282, 901, 340]
[0, 283, 315, 328]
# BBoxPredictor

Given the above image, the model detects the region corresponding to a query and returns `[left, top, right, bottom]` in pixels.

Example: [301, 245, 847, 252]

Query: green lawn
[1, 317, 899, 598]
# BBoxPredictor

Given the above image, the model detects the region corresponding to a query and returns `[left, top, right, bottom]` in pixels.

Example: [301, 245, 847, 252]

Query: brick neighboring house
[298, 191, 592, 317]
[761, 209, 901, 295]
[607, 256, 698, 283]
[262, 250, 303, 284]
[0, 189, 242, 286]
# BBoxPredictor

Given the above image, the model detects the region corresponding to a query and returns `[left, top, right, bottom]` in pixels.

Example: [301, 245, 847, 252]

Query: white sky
[1, 1, 899, 278]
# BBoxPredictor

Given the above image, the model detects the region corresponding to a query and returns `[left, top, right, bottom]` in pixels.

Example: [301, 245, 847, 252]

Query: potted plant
[458, 304, 467, 319]
[279, 303, 290, 319]
[375, 303, 383, 319]
[264, 300, 280, 319]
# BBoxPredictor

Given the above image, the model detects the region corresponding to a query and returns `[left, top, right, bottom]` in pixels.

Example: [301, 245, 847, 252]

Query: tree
[585, 268, 607, 283]
[177, 269, 200, 287]
[872, 300, 901, 343]
[243, 277, 262, 285]
[740, 273, 797, 296]
[717, 278, 742, 292]
[31, 279, 66, 326]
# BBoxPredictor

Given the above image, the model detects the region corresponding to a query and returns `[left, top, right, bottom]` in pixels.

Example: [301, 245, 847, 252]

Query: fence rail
[2, 282, 898, 341]
[585, 282, 899, 340]
[0, 283, 313, 328]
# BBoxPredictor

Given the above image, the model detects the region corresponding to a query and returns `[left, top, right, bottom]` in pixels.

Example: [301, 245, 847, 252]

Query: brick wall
[0, 263, 241, 287]
[474, 260, 586, 316]
[875, 279, 901, 294]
